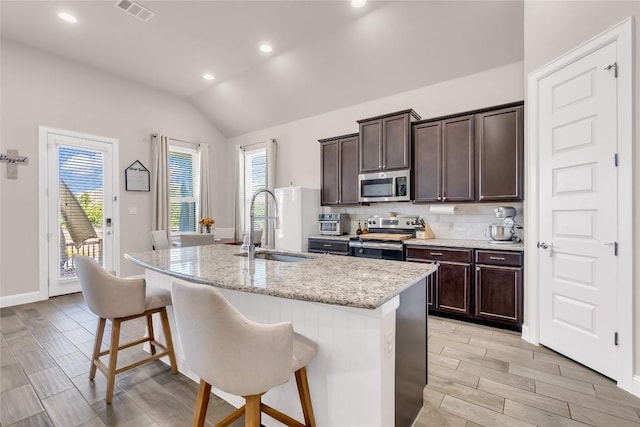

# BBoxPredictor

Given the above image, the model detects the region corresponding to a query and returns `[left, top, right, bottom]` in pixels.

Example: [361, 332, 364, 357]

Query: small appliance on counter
[318, 213, 349, 235]
[488, 206, 522, 244]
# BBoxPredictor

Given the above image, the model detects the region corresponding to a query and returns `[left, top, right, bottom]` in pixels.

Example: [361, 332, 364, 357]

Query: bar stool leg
[245, 394, 262, 427]
[146, 314, 156, 355]
[192, 379, 211, 427]
[295, 367, 316, 427]
[90, 317, 106, 380]
[105, 319, 121, 404]
[160, 307, 178, 374]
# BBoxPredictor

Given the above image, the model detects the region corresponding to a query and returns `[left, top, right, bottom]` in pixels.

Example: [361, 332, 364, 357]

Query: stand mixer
[488, 206, 522, 244]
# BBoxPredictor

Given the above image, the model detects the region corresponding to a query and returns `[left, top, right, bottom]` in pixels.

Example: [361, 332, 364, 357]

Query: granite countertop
[125, 245, 436, 310]
[404, 238, 524, 251]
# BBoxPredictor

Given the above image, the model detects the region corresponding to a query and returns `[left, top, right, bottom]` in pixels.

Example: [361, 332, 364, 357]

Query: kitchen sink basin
[235, 251, 314, 263]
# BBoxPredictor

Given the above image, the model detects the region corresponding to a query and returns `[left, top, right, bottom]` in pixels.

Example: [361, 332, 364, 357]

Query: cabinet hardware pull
[431, 252, 443, 256]
[442, 196, 447, 201]
[476, 266, 480, 271]
[489, 256, 506, 261]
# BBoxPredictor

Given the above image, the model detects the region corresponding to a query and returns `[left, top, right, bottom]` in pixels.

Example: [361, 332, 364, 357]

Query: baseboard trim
[631, 375, 640, 397]
[0, 290, 48, 308]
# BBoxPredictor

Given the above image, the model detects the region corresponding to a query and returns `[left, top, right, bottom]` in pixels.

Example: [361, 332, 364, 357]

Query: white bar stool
[171, 279, 317, 427]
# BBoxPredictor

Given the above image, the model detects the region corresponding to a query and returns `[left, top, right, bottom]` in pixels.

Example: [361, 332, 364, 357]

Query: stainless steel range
[349, 215, 424, 261]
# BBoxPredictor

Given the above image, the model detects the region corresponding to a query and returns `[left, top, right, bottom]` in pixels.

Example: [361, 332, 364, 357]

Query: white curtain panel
[264, 139, 277, 248]
[234, 145, 246, 241]
[198, 143, 212, 223]
[151, 134, 170, 239]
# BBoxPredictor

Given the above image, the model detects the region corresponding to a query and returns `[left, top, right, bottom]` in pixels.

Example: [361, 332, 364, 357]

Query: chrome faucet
[248, 188, 279, 262]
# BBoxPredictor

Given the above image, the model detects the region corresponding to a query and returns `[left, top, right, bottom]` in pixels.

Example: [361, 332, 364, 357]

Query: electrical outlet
[385, 331, 394, 353]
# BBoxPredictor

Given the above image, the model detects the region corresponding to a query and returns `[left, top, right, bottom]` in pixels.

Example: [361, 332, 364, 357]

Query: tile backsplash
[326, 202, 524, 242]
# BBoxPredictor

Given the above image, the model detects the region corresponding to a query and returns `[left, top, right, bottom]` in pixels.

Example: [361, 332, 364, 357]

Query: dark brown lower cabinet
[406, 245, 523, 329]
[436, 262, 472, 315]
[307, 238, 349, 255]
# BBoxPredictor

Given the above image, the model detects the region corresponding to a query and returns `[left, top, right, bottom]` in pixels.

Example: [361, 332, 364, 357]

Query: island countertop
[125, 244, 436, 310]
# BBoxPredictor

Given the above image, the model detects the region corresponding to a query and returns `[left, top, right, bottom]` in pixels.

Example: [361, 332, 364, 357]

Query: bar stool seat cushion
[293, 333, 317, 372]
[145, 288, 173, 311]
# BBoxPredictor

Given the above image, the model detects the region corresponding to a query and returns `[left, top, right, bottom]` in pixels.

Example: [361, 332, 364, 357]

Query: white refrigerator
[275, 187, 320, 252]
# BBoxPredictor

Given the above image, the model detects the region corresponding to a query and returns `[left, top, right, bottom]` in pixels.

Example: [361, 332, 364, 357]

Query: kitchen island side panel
[395, 277, 428, 427]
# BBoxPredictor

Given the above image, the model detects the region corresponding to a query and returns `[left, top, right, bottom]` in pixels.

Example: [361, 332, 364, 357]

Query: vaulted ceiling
[1, 1, 524, 137]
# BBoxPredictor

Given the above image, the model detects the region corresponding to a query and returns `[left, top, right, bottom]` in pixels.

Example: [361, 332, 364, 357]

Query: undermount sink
[235, 251, 314, 263]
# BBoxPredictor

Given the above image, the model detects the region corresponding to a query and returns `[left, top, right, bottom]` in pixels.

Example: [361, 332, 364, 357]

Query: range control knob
[406, 221, 410, 225]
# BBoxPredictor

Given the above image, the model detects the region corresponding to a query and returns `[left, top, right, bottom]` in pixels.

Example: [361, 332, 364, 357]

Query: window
[169, 145, 200, 234]
[243, 146, 267, 232]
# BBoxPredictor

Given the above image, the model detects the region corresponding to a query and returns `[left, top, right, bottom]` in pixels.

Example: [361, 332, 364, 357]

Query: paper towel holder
[429, 204, 459, 215]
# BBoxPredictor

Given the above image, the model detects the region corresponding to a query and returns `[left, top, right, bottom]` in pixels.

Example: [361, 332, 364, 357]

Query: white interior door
[538, 41, 618, 379]
[47, 132, 116, 296]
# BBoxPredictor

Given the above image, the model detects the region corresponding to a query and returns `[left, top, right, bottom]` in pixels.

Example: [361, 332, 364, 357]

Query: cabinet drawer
[308, 239, 349, 255]
[475, 250, 522, 267]
[406, 246, 472, 263]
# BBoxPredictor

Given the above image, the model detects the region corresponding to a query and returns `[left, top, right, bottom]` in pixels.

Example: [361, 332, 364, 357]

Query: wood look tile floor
[2, 295, 640, 426]
[415, 316, 640, 427]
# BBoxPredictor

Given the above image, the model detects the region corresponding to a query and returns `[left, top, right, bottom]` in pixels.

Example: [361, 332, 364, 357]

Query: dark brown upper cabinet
[319, 133, 359, 206]
[357, 110, 421, 173]
[413, 115, 475, 203]
[475, 104, 524, 201]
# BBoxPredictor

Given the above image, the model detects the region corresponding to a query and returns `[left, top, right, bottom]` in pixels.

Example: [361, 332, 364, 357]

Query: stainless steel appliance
[358, 169, 410, 203]
[488, 206, 522, 244]
[349, 215, 421, 260]
[318, 213, 349, 235]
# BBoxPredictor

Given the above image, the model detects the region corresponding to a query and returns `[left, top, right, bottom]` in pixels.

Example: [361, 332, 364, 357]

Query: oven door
[349, 241, 405, 261]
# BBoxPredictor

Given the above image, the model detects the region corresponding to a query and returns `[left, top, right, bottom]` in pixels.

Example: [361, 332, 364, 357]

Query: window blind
[169, 147, 200, 233]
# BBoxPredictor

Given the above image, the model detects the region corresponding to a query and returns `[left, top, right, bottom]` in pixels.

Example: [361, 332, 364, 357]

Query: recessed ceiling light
[259, 44, 273, 53]
[57, 12, 78, 23]
[351, 0, 366, 8]
[203, 73, 215, 81]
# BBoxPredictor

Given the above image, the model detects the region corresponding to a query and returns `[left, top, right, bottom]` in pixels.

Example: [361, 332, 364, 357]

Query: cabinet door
[427, 270, 435, 309]
[383, 114, 410, 170]
[413, 122, 442, 202]
[442, 115, 474, 202]
[476, 105, 524, 201]
[339, 136, 360, 204]
[436, 261, 472, 315]
[359, 119, 382, 173]
[475, 265, 522, 324]
[320, 141, 339, 205]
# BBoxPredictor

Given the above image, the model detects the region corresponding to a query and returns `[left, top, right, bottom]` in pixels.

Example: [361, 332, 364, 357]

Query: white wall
[523, 0, 640, 378]
[0, 39, 231, 302]
[227, 61, 524, 191]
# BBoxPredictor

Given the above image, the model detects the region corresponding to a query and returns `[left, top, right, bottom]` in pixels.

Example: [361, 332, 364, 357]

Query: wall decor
[1, 149, 29, 179]
[125, 160, 150, 191]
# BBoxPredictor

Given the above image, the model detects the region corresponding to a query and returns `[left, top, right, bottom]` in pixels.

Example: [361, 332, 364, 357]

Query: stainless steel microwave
[358, 169, 411, 203]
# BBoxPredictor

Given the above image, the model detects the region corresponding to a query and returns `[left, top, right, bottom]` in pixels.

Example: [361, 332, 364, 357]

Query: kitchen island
[125, 244, 436, 427]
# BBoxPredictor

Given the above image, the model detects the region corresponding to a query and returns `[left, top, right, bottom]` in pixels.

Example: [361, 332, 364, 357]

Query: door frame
[38, 126, 120, 298]
[525, 18, 634, 392]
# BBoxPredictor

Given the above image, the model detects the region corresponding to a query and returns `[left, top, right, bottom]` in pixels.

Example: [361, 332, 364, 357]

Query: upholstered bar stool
[74, 256, 178, 403]
[170, 280, 317, 427]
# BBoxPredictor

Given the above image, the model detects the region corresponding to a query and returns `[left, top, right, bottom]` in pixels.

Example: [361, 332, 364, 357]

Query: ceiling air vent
[114, 0, 155, 22]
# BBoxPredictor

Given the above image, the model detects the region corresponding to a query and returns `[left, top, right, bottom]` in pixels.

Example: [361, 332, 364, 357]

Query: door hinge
[614, 153, 619, 167]
[113, 196, 118, 202]
[614, 242, 618, 256]
[605, 62, 618, 78]
[615, 332, 619, 346]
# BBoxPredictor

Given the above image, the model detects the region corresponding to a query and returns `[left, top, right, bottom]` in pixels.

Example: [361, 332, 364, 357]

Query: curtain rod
[151, 134, 200, 147]
[240, 139, 273, 149]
